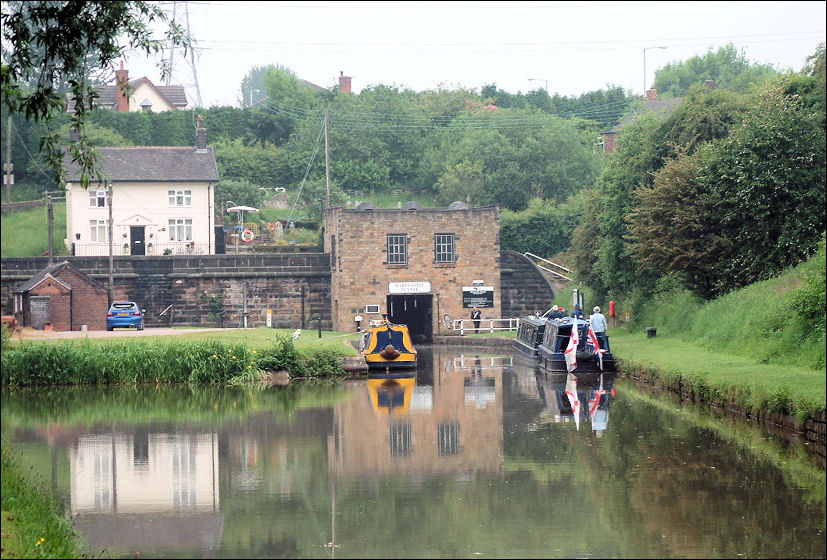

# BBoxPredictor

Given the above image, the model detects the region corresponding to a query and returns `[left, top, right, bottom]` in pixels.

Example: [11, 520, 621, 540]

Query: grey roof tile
[63, 146, 219, 183]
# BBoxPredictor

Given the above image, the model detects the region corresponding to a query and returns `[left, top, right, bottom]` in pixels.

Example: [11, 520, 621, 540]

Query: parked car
[106, 301, 144, 331]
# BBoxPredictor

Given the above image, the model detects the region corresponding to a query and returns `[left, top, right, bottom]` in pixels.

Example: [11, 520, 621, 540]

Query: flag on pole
[564, 319, 579, 372]
[587, 324, 606, 370]
[565, 373, 580, 430]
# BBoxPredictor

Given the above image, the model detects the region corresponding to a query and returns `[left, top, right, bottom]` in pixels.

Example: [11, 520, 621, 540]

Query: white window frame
[168, 218, 193, 242]
[387, 234, 407, 265]
[89, 219, 108, 242]
[434, 233, 455, 263]
[89, 189, 107, 208]
[168, 189, 192, 207]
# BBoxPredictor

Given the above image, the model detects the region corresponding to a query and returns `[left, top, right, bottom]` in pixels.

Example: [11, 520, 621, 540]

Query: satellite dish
[448, 201, 469, 210]
[356, 202, 375, 211]
[402, 201, 421, 210]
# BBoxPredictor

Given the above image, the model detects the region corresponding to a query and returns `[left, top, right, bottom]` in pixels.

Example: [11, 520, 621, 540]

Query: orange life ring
[241, 228, 255, 243]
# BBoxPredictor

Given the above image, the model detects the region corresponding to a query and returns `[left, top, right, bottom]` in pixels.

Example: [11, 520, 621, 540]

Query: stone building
[323, 203, 502, 342]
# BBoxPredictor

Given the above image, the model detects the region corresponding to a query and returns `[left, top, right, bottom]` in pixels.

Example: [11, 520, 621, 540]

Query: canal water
[2, 346, 824, 559]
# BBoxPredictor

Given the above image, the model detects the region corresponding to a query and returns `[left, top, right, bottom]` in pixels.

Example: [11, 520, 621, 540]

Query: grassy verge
[1, 333, 353, 386]
[0, 441, 85, 559]
[610, 328, 826, 420]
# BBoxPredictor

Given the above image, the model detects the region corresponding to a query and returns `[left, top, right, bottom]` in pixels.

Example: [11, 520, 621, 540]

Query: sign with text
[462, 286, 494, 308]
[389, 281, 431, 294]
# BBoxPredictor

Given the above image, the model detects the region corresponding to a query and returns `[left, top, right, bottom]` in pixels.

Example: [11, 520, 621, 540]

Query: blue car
[106, 301, 144, 331]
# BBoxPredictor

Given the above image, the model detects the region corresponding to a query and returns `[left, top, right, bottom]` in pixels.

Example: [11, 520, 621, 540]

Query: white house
[64, 116, 219, 256]
[65, 63, 188, 113]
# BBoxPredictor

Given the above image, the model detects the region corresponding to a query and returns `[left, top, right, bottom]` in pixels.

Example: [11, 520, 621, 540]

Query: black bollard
[316, 316, 322, 338]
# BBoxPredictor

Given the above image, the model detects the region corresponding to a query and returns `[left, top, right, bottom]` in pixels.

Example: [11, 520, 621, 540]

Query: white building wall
[66, 181, 215, 256]
[129, 83, 176, 112]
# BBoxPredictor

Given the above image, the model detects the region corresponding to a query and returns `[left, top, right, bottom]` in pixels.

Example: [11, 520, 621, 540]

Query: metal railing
[524, 252, 572, 281]
[450, 317, 520, 335]
[72, 242, 211, 256]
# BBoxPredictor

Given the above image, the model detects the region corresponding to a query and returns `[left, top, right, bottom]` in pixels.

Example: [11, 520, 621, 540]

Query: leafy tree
[500, 197, 581, 258]
[652, 44, 778, 97]
[700, 78, 826, 294]
[1, 1, 189, 188]
[215, 179, 264, 219]
[214, 138, 292, 188]
[626, 150, 726, 299]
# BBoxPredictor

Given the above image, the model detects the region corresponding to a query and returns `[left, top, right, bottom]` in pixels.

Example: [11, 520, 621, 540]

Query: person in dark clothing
[470, 307, 482, 333]
[571, 304, 584, 319]
[548, 305, 564, 319]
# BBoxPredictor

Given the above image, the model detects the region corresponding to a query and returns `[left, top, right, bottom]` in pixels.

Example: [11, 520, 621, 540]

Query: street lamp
[249, 88, 260, 107]
[528, 78, 548, 93]
[643, 46, 667, 96]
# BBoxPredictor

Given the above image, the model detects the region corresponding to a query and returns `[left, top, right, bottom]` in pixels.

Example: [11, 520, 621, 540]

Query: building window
[89, 189, 107, 208]
[387, 234, 407, 265]
[169, 218, 193, 241]
[434, 233, 455, 263]
[89, 219, 107, 242]
[168, 189, 192, 207]
[390, 423, 411, 456]
[437, 422, 461, 456]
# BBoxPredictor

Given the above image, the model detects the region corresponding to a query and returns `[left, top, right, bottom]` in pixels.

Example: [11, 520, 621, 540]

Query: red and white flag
[587, 325, 606, 370]
[565, 373, 581, 430]
[564, 319, 579, 373]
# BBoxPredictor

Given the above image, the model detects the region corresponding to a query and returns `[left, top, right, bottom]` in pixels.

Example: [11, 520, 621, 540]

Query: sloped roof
[63, 146, 219, 183]
[66, 78, 188, 111]
[13, 261, 105, 294]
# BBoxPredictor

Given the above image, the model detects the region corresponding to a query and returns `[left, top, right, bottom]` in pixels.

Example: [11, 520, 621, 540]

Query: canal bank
[432, 333, 826, 467]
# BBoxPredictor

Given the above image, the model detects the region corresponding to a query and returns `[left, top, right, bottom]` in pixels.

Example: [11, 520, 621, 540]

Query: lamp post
[528, 78, 548, 93]
[643, 46, 667, 97]
[249, 88, 260, 107]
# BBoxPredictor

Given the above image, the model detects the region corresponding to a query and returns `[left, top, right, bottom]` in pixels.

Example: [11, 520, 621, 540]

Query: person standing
[470, 306, 482, 334]
[590, 306, 609, 352]
[571, 304, 584, 319]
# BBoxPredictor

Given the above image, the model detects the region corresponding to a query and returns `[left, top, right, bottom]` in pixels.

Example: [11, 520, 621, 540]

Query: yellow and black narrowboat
[360, 315, 417, 373]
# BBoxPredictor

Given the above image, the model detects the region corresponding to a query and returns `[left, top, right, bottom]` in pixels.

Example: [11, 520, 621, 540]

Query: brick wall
[324, 206, 502, 333]
[55, 267, 108, 330]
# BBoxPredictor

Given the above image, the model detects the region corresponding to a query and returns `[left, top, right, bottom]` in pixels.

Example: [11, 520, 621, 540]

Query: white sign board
[389, 281, 431, 294]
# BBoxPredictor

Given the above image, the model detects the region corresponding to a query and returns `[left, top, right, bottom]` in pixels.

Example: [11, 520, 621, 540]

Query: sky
[121, 0, 827, 108]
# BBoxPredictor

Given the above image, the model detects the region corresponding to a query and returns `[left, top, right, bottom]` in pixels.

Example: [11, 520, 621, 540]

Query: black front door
[130, 226, 146, 255]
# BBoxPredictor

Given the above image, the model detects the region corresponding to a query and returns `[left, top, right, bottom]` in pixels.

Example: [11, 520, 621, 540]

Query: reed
[0, 336, 345, 387]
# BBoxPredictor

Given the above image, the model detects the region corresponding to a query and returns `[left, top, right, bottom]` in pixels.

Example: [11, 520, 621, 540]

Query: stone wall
[1, 254, 332, 330]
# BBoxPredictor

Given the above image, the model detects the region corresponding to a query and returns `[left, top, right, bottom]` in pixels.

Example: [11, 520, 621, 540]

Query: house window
[89, 219, 107, 242]
[390, 423, 411, 456]
[168, 218, 193, 241]
[434, 233, 455, 263]
[387, 234, 407, 265]
[168, 189, 192, 207]
[437, 421, 461, 456]
[89, 189, 107, 208]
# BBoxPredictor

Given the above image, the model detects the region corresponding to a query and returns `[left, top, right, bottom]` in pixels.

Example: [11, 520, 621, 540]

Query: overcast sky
[122, 0, 826, 108]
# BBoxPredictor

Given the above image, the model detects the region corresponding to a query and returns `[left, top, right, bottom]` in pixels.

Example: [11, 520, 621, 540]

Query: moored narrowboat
[360, 315, 417, 372]
[536, 317, 615, 381]
[512, 314, 549, 362]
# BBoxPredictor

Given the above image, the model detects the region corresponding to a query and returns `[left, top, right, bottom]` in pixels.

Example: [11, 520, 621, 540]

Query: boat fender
[379, 344, 401, 360]
[576, 350, 596, 362]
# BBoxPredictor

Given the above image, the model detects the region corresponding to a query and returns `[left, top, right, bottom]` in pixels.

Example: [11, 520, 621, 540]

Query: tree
[1, 1, 189, 188]
[653, 44, 778, 97]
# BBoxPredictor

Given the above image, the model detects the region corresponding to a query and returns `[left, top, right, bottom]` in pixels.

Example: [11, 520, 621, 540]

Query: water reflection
[1, 346, 824, 559]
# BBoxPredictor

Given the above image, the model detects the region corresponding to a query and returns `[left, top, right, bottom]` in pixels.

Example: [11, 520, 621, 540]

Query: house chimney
[646, 89, 658, 103]
[338, 71, 352, 93]
[115, 61, 129, 112]
[704, 79, 716, 89]
[195, 114, 207, 151]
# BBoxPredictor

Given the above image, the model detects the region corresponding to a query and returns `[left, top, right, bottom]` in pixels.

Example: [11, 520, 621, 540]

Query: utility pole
[5, 115, 11, 204]
[324, 109, 331, 207]
[47, 194, 54, 265]
[108, 183, 114, 305]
